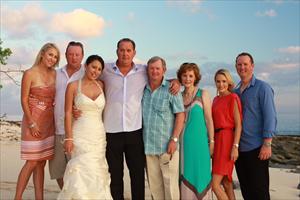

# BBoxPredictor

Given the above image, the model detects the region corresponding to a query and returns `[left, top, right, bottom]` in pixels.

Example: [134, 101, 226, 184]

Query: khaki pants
[146, 151, 179, 200]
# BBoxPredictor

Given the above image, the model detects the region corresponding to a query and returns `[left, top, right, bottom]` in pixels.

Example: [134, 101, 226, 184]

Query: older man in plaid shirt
[142, 56, 185, 200]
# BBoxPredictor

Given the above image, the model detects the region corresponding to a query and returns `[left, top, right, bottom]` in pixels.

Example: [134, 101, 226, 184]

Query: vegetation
[0, 39, 12, 65]
[0, 39, 23, 87]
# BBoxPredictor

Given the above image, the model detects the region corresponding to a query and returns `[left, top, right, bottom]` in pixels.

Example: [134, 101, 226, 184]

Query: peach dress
[20, 85, 55, 160]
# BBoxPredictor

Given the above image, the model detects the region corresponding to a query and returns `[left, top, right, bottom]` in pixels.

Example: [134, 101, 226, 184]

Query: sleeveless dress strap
[94, 81, 103, 93]
[196, 88, 202, 97]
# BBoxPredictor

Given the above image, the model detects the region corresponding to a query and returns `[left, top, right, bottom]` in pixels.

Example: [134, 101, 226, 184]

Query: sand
[0, 121, 299, 200]
[1, 141, 299, 200]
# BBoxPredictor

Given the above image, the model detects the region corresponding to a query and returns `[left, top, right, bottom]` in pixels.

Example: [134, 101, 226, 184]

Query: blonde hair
[214, 69, 235, 92]
[33, 43, 60, 68]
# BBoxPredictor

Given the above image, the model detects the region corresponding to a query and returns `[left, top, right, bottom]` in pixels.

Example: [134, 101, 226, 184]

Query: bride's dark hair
[85, 55, 105, 69]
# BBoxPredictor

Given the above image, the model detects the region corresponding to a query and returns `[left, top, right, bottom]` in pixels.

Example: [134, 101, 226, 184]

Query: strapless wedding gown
[57, 80, 112, 200]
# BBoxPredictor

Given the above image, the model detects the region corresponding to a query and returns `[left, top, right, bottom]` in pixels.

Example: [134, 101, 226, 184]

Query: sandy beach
[0, 121, 299, 200]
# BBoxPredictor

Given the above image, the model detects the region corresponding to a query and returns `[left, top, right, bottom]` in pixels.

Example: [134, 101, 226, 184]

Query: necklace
[183, 87, 196, 106]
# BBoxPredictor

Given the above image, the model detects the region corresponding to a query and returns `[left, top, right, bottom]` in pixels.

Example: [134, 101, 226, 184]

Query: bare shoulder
[96, 80, 104, 90]
[50, 68, 56, 77]
[67, 80, 79, 92]
[22, 68, 35, 81]
[201, 89, 211, 98]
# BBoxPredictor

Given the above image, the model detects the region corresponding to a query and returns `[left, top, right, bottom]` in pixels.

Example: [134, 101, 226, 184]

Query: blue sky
[1, 0, 299, 132]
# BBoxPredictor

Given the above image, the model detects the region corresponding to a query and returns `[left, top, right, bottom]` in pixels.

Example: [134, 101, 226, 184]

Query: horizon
[1, 0, 299, 133]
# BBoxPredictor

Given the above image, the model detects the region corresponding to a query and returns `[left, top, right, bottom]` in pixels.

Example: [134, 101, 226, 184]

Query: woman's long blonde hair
[32, 43, 60, 68]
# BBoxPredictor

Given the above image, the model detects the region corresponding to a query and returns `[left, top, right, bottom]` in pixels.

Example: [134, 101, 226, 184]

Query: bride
[57, 55, 112, 199]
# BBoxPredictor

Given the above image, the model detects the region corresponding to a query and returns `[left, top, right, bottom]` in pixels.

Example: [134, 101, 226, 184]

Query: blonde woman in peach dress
[14, 43, 60, 200]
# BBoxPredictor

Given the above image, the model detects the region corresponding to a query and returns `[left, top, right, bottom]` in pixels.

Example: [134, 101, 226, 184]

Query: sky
[0, 0, 299, 132]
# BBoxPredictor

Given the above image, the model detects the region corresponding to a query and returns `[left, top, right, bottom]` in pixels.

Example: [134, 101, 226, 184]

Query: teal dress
[180, 89, 212, 199]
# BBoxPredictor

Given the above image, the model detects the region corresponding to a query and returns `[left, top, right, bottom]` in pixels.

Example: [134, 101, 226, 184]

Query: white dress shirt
[54, 65, 85, 135]
[101, 62, 147, 133]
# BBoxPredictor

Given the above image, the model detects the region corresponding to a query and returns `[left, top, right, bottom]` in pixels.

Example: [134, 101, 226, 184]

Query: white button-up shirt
[54, 65, 85, 135]
[101, 62, 147, 133]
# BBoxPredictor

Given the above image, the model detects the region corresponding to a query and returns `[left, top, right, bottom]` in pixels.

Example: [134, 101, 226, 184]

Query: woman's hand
[231, 147, 239, 162]
[209, 142, 214, 158]
[30, 123, 41, 137]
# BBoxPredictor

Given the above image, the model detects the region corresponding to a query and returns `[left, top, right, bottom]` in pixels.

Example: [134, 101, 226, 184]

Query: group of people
[14, 38, 277, 200]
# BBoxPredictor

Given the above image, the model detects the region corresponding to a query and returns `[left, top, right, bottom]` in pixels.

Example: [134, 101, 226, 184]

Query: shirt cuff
[263, 130, 275, 138]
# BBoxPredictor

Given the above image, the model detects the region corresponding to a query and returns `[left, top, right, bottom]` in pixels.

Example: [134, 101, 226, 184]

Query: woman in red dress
[211, 69, 242, 200]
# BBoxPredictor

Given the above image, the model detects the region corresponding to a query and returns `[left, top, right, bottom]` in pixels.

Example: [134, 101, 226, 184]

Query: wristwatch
[263, 141, 272, 147]
[170, 136, 178, 143]
[233, 143, 239, 148]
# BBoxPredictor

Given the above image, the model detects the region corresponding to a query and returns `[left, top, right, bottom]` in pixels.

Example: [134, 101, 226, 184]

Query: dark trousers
[106, 129, 145, 200]
[235, 147, 270, 200]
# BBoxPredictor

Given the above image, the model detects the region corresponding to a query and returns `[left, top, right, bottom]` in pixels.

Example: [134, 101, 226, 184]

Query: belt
[215, 127, 235, 133]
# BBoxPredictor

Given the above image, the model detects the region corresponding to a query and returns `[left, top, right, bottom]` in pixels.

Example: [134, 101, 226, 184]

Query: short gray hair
[147, 56, 166, 71]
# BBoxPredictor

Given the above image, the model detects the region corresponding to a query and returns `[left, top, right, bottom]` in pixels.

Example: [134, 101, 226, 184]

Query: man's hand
[64, 140, 73, 155]
[169, 79, 181, 95]
[72, 105, 82, 120]
[167, 140, 177, 155]
[258, 145, 272, 160]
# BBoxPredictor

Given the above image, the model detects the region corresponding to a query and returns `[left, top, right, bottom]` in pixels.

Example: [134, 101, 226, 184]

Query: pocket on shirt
[153, 99, 169, 112]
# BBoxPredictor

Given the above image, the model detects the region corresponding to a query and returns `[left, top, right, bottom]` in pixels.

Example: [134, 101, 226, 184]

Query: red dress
[212, 93, 242, 182]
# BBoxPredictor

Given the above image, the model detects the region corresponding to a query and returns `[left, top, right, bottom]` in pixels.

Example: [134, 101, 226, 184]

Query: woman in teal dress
[177, 63, 214, 200]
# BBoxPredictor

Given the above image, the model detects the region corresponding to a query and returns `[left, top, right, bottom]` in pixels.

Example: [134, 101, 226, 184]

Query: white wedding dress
[57, 80, 112, 200]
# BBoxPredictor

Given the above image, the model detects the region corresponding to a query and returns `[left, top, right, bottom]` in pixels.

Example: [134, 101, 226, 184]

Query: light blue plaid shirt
[142, 78, 184, 155]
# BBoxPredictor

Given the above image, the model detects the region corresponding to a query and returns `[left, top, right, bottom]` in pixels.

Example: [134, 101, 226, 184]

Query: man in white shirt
[101, 38, 147, 200]
[48, 41, 85, 189]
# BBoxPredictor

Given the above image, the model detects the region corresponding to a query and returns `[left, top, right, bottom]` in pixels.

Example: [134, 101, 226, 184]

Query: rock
[270, 136, 300, 168]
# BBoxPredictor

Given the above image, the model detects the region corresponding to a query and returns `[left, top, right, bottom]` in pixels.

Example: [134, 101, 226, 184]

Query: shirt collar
[146, 77, 167, 90]
[112, 61, 139, 73]
[60, 64, 84, 78]
[236, 75, 256, 91]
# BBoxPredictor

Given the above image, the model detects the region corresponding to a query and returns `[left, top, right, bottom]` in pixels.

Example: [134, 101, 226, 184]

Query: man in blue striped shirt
[234, 52, 277, 200]
[142, 56, 185, 200]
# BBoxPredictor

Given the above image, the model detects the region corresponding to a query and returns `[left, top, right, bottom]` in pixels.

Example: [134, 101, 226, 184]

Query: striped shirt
[142, 78, 184, 155]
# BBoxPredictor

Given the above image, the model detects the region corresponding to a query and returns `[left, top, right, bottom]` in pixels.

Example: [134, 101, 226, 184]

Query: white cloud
[50, 9, 106, 39]
[166, 51, 208, 61]
[1, 4, 106, 39]
[1, 3, 47, 38]
[256, 9, 277, 17]
[278, 46, 300, 54]
[127, 12, 135, 21]
[6, 46, 37, 67]
[271, 63, 299, 69]
[166, 0, 204, 14]
[133, 57, 145, 64]
[257, 72, 270, 80]
[273, 0, 284, 5]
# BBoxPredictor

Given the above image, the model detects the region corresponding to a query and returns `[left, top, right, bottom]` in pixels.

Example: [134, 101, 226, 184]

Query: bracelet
[233, 143, 239, 148]
[209, 140, 215, 144]
[64, 138, 73, 141]
[28, 122, 36, 129]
